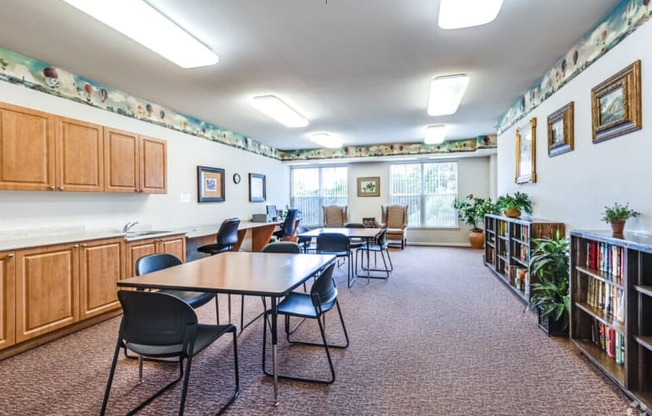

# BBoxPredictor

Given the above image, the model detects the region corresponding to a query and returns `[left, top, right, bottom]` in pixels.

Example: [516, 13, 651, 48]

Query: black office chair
[296, 226, 314, 253]
[316, 232, 354, 287]
[356, 228, 393, 280]
[262, 262, 349, 384]
[101, 291, 239, 416]
[197, 217, 241, 255]
[273, 208, 300, 241]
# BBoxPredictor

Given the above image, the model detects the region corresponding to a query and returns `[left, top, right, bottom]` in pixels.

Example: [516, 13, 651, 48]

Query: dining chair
[316, 232, 353, 287]
[344, 222, 366, 250]
[381, 205, 408, 249]
[101, 290, 239, 416]
[296, 226, 314, 253]
[272, 208, 301, 241]
[262, 262, 349, 384]
[356, 228, 393, 279]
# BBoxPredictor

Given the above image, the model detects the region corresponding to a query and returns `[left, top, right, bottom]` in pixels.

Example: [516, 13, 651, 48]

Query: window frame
[290, 165, 348, 227]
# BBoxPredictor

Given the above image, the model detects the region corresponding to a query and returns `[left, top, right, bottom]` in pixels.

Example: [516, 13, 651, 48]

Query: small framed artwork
[357, 176, 380, 197]
[515, 117, 537, 184]
[547, 102, 574, 157]
[591, 60, 642, 143]
[249, 173, 266, 202]
[197, 166, 225, 203]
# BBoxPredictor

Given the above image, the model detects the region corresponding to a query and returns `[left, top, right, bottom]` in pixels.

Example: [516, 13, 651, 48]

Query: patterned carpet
[0, 246, 636, 415]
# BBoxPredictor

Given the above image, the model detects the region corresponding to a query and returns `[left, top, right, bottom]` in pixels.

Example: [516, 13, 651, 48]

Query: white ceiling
[0, 0, 620, 150]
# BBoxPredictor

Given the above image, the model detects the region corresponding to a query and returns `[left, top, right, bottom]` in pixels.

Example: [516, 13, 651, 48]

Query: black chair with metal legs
[356, 228, 393, 279]
[262, 262, 349, 384]
[101, 291, 239, 416]
[344, 223, 366, 251]
[296, 226, 314, 253]
[316, 232, 354, 287]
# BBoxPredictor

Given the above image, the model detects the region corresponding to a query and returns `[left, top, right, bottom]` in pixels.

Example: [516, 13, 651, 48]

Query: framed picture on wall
[357, 176, 380, 197]
[515, 117, 537, 184]
[547, 102, 574, 157]
[591, 60, 641, 143]
[249, 173, 266, 202]
[197, 166, 225, 203]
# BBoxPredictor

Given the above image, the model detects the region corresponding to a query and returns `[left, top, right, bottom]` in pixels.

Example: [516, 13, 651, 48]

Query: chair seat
[277, 292, 336, 318]
[157, 289, 215, 309]
[197, 243, 232, 255]
[359, 243, 387, 252]
[319, 249, 350, 258]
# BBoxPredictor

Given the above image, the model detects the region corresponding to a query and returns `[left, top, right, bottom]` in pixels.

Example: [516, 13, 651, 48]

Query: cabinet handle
[81, 244, 88, 248]
[6, 253, 13, 258]
[49, 186, 55, 190]
[73, 244, 79, 249]
[59, 186, 64, 191]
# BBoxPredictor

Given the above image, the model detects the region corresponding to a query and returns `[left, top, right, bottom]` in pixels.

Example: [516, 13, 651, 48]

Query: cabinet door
[125, 238, 158, 278]
[79, 238, 123, 320]
[0, 251, 15, 351]
[0, 103, 55, 191]
[55, 116, 104, 192]
[15, 243, 79, 342]
[140, 136, 167, 194]
[159, 235, 186, 262]
[104, 127, 139, 193]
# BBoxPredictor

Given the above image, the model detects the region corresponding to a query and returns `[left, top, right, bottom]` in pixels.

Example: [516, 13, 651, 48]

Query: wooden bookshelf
[483, 214, 564, 302]
[571, 230, 652, 412]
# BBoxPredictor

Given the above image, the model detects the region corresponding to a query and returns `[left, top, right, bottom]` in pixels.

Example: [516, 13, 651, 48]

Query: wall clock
[232, 173, 241, 184]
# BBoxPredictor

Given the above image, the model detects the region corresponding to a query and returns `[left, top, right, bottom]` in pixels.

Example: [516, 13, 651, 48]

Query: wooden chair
[381, 205, 408, 249]
[322, 205, 348, 227]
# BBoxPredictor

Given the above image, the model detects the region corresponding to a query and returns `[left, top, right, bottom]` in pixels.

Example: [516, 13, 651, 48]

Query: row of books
[592, 320, 625, 365]
[507, 265, 529, 292]
[497, 221, 507, 237]
[585, 241, 625, 284]
[586, 278, 625, 323]
[513, 225, 529, 241]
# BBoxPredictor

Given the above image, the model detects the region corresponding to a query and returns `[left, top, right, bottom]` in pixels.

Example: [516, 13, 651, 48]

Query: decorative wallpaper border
[498, 0, 651, 135]
[0, 45, 496, 162]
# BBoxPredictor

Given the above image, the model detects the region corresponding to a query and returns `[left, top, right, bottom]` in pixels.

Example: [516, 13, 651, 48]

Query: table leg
[271, 296, 279, 406]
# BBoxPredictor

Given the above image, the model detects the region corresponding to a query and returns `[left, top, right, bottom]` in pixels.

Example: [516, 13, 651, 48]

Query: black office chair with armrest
[356, 228, 393, 280]
[101, 290, 239, 416]
[262, 262, 349, 384]
[197, 217, 241, 255]
[316, 232, 353, 287]
[273, 208, 300, 241]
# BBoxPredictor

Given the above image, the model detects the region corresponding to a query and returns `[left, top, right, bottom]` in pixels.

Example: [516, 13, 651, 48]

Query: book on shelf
[585, 278, 625, 323]
[591, 319, 625, 365]
[585, 241, 625, 285]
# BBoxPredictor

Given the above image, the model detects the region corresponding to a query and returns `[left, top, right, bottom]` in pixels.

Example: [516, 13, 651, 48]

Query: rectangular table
[117, 251, 336, 406]
[298, 227, 383, 287]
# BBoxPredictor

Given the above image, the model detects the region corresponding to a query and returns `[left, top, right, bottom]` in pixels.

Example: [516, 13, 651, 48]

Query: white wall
[497, 21, 652, 233]
[0, 81, 290, 233]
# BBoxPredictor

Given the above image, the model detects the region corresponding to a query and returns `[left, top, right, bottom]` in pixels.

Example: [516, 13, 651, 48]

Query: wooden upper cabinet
[79, 238, 123, 320]
[0, 251, 16, 351]
[140, 136, 167, 194]
[0, 103, 55, 191]
[55, 116, 104, 192]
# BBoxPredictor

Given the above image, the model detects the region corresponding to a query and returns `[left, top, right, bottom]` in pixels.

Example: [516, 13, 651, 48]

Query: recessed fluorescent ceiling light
[438, 0, 504, 29]
[61, 0, 218, 69]
[251, 95, 309, 128]
[427, 74, 469, 116]
[310, 133, 342, 148]
[424, 125, 447, 144]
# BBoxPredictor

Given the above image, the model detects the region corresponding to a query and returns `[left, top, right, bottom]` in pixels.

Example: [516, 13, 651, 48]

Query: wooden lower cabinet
[79, 238, 124, 320]
[15, 243, 79, 343]
[0, 251, 16, 351]
[125, 234, 186, 278]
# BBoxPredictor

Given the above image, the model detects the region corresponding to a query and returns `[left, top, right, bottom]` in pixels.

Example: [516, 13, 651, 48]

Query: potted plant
[452, 194, 497, 249]
[601, 202, 640, 236]
[526, 231, 570, 336]
[497, 192, 532, 218]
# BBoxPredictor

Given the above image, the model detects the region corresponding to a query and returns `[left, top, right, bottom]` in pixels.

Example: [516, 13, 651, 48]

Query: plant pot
[468, 230, 484, 249]
[610, 220, 625, 237]
[504, 208, 521, 218]
[537, 306, 568, 337]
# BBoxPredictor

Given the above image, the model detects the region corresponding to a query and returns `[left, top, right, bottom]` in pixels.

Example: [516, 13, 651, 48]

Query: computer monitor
[266, 205, 278, 217]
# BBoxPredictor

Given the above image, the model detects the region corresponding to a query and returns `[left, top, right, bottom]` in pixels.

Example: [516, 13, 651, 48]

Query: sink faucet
[123, 221, 139, 233]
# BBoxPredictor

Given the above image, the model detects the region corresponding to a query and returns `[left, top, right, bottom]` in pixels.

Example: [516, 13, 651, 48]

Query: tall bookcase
[571, 230, 652, 410]
[484, 214, 565, 302]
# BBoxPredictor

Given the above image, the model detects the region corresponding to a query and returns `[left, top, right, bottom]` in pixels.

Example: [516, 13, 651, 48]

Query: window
[291, 166, 347, 226]
[390, 162, 458, 227]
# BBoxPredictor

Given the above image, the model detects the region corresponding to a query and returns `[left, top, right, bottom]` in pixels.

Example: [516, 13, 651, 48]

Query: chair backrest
[382, 205, 408, 228]
[376, 228, 388, 247]
[310, 263, 337, 311]
[118, 290, 197, 347]
[322, 205, 348, 227]
[345, 223, 365, 229]
[262, 241, 302, 254]
[316, 232, 350, 253]
[135, 253, 183, 276]
[217, 217, 241, 246]
[281, 209, 300, 236]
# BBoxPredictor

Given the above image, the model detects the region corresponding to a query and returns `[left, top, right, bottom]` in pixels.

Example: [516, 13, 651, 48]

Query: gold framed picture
[591, 60, 641, 143]
[197, 166, 225, 203]
[357, 176, 380, 197]
[515, 117, 536, 184]
[547, 102, 574, 157]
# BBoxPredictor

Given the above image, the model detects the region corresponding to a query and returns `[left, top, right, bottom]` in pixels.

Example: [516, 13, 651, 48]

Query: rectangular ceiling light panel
[438, 0, 504, 30]
[61, 0, 219, 68]
[251, 95, 309, 128]
[427, 74, 469, 116]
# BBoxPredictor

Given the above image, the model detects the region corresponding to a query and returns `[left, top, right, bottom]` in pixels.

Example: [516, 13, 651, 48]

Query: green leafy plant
[526, 231, 570, 330]
[497, 192, 532, 214]
[451, 194, 497, 232]
[601, 202, 640, 224]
